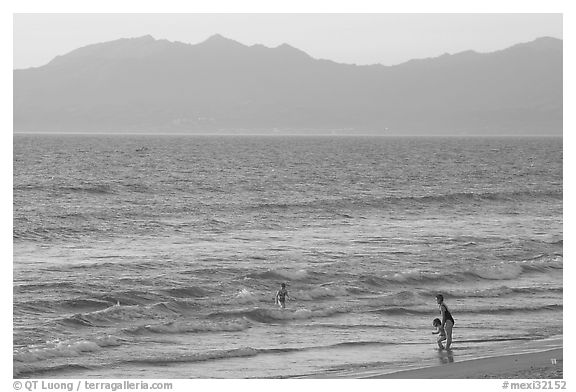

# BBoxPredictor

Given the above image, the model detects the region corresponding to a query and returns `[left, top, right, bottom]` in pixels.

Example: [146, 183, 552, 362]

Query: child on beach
[432, 318, 447, 349]
[275, 283, 290, 309]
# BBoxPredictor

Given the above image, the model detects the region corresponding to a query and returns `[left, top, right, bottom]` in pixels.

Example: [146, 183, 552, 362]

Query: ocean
[13, 134, 563, 378]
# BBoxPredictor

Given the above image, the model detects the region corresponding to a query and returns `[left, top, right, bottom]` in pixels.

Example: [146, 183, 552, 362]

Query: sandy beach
[367, 348, 563, 379]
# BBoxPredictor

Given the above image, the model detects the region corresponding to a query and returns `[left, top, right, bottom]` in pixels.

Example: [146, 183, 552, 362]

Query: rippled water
[13, 135, 563, 378]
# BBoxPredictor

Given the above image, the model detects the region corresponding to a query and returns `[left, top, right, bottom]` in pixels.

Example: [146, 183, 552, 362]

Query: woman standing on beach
[435, 294, 455, 349]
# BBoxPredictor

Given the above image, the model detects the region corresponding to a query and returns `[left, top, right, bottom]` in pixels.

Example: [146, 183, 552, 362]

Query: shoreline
[366, 348, 563, 379]
[294, 336, 563, 379]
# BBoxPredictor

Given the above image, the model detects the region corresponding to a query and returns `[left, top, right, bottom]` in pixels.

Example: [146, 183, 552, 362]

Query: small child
[275, 283, 290, 309]
[432, 318, 447, 349]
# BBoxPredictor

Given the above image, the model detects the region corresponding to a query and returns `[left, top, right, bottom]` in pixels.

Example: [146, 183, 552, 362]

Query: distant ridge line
[14, 35, 562, 136]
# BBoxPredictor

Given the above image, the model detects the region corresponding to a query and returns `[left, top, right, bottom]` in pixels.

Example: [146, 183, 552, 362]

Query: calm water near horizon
[13, 134, 562, 378]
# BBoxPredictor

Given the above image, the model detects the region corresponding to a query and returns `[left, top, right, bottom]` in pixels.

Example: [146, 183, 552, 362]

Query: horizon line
[13, 131, 564, 138]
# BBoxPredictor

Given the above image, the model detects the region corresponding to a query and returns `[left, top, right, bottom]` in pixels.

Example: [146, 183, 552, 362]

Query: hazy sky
[13, 13, 562, 69]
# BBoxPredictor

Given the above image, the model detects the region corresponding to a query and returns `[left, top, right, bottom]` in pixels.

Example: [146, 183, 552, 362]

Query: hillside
[13, 35, 562, 135]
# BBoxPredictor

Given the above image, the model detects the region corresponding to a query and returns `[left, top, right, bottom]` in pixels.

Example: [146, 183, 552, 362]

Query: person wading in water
[435, 294, 455, 349]
[275, 283, 290, 309]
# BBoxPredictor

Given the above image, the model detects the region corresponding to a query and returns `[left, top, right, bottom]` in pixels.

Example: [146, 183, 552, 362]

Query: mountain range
[13, 35, 563, 135]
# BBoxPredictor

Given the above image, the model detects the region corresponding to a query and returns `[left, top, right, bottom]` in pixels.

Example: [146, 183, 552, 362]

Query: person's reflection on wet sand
[437, 348, 454, 365]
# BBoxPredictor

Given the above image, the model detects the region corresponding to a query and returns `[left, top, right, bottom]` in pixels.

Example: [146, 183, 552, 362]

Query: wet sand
[367, 348, 563, 379]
